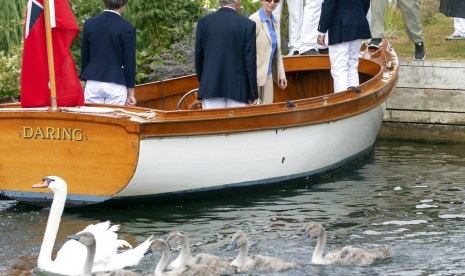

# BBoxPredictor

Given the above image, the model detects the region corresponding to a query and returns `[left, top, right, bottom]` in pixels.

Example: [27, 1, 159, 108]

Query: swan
[68, 232, 139, 276]
[301, 223, 391, 266]
[32, 176, 153, 275]
[146, 239, 218, 276]
[165, 232, 192, 270]
[228, 230, 300, 272]
[166, 232, 235, 274]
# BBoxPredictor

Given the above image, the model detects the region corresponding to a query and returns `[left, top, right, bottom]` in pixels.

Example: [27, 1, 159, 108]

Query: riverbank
[379, 60, 465, 143]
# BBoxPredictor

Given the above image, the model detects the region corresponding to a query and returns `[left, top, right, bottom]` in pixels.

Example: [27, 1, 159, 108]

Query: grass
[388, 13, 465, 61]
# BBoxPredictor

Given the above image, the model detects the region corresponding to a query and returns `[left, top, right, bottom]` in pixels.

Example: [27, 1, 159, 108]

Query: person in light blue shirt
[250, 0, 287, 104]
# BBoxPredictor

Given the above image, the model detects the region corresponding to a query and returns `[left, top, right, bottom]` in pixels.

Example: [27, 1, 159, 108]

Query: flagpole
[44, 0, 59, 110]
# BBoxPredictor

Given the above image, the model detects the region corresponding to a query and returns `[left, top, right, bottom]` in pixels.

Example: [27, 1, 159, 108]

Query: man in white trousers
[317, 0, 371, 93]
[446, 17, 465, 40]
[273, 0, 326, 56]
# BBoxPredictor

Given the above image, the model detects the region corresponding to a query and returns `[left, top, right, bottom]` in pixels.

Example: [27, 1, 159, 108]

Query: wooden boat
[0, 40, 398, 207]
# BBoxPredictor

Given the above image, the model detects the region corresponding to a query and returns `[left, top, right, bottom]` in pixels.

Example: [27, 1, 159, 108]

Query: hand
[248, 99, 259, 105]
[279, 79, 287, 89]
[126, 88, 137, 106]
[317, 34, 325, 46]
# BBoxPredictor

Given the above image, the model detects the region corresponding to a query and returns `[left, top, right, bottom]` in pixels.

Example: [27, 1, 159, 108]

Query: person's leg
[84, 80, 105, 104]
[397, 0, 424, 43]
[370, 0, 388, 39]
[202, 98, 227, 109]
[103, 82, 128, 105]
[445, 17, 465, 39]
[226, 98, 247, 108]
[329, 42, 350, 93]
[299, 0, 324, 54]
[286, 0, 304, 55]
[259, 75, 274, 104]
[454, 17, 465, 37]
[397, 0, 425, 60]
[347, 39, 363, 88]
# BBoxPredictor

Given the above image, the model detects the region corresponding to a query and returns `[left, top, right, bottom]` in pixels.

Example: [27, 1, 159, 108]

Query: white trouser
[273, 0, 324, 54]
[454, 18, 465, 37]
[84, 80, 127, 105]
[366, 6, 372, 29]
[328, 40, 362, 93]
[202, 98, 247, 109]
[299, 0, 324, 53]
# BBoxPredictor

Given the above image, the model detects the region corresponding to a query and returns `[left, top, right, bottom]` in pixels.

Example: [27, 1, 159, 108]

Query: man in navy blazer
[317, 0, 371, 93]
[80, 0, 136, 106]
[195, 0, 259, 109]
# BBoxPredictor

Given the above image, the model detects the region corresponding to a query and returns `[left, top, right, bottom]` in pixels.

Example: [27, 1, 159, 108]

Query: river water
[1, 140, 465, 276]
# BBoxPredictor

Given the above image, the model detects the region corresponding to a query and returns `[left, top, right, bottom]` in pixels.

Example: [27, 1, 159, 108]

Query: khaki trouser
[370, 0, 424, 43]
[259, 75, 274, 104]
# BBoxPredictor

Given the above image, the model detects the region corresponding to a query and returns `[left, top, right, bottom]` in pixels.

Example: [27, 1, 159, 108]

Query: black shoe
[318, 48, 329, 55]
[287, 50, 299, 56]
[368, 38, 382, 49]
[301, 49, 318, 55]
[414, 42, 425, 61]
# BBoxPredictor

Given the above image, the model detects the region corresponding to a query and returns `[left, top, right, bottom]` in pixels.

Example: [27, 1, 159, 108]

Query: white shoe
[445, 33, 465, 40]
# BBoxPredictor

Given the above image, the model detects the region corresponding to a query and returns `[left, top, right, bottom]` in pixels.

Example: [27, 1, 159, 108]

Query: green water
[1, 140, 465, 275]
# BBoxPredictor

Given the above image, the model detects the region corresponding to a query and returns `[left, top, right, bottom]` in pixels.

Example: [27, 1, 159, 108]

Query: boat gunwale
[0, 44, 398, 137]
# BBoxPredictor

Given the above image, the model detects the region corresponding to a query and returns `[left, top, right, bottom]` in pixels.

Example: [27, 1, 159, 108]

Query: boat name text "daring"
[22, 127, 84, 141]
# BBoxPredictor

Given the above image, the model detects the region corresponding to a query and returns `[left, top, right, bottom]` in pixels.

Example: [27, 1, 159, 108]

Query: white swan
[228, 230, 300, 272]
[68, 232, 139, 276]
[166, 232, 235, 274]
[301, 223, 391, 266]
[32, 176, 153, 275]
[147, 239, 218, 276]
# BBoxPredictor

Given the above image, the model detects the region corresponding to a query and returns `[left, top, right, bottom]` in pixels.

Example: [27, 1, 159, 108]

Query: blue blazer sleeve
[195, 20, 204, 82]
[318, 0, 336, 33]
[363, 0, 370, 15]
[80, 21, 90, 78]
[244, 21, 258, 100]
[123, 25, 136, 88]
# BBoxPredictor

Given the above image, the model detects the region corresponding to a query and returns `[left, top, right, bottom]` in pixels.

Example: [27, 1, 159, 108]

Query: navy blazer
[80, 11, 136, 88]
[318, 0, 371, 46]
[195, 7, 258, 103]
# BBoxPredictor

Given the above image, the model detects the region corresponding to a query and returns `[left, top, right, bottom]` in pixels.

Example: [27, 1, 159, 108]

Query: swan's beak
[299, 230, 310, 241]
[67, 234, 81, 241]
[227, 240, 238, 251]
[32, 177, 54, 188]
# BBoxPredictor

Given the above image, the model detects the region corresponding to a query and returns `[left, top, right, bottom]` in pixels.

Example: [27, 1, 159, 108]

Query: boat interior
[135, 49, 384, 112]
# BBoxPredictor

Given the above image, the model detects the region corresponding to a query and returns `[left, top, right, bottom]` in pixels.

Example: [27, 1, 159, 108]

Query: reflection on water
[1, 140, 465, 275]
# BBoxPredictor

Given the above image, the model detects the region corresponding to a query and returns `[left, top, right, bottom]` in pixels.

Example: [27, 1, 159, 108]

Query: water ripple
[2, 141, 465, 275]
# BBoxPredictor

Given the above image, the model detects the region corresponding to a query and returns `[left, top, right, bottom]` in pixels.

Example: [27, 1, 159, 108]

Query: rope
[0, 106, 156, 120]
[63, 106, 156, 119]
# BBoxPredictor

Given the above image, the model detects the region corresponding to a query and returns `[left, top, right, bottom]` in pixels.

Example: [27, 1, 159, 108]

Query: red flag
[21, 0, 84, 107]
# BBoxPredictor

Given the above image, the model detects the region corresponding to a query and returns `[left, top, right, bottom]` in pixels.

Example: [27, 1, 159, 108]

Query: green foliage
[125, 0, 203, 49]
[140, 0, 262, 82]
[0, 0, 26, 55]
[419, 0, 439, 25]
[0, 45, 22, 97]
[68, 0, 103, 69]
[384, 3, 404, 39]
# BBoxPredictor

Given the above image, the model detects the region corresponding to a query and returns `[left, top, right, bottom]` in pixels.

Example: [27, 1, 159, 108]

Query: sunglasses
[263, 0, 280, 3]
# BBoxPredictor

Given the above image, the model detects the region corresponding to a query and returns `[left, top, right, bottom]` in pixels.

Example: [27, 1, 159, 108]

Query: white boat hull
[117, 103, 386, 198]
